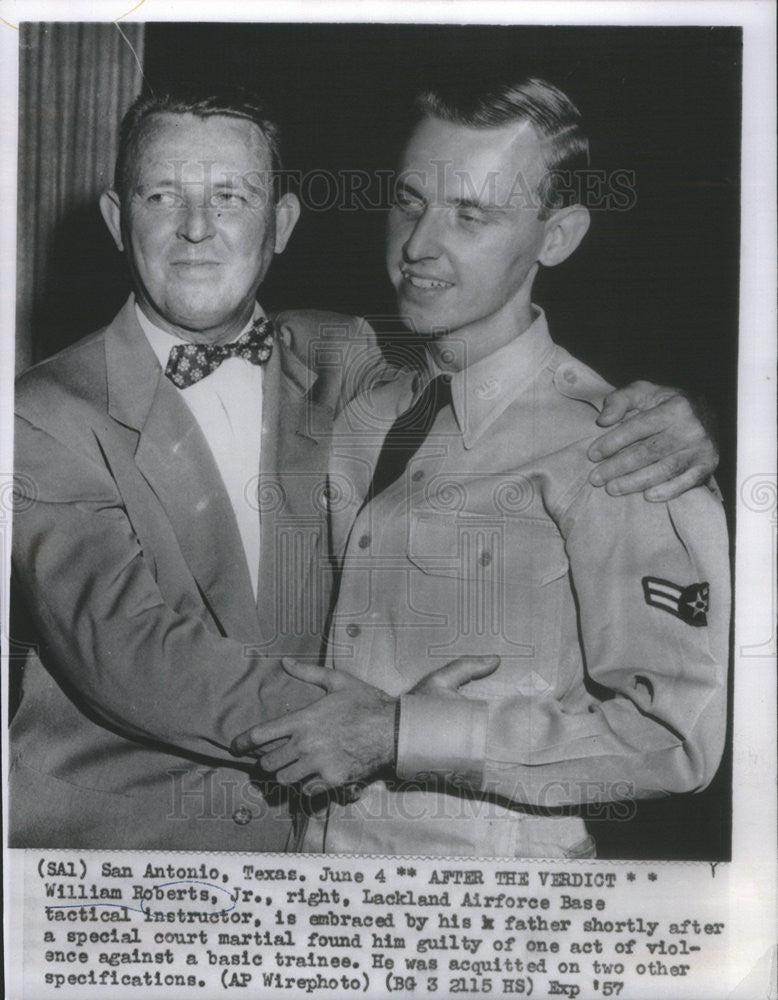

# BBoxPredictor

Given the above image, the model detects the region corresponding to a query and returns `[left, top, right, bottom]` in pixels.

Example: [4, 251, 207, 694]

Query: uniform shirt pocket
[406, 511, 570, 696]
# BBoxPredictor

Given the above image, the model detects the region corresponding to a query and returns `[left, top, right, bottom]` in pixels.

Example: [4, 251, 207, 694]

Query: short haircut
[114, 83, 283, 204]
[414, 77, 590, 217]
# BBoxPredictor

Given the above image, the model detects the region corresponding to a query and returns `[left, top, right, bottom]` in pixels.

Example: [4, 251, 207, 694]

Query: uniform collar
[425, 306, 556, 450]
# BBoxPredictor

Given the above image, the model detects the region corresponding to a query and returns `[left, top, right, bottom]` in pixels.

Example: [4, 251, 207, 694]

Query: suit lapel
[104, 300, 261, 640]
[255, 340, 332, 643]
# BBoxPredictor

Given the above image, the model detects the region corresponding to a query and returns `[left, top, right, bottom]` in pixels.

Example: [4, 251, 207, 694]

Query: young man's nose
[402, 207, 444, 261]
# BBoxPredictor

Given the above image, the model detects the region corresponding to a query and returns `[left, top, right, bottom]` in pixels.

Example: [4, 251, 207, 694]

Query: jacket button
[412, 470, 424, 482]
[346, 624, 361, 637]
[479, 551, 492, 566]
[232, 807, 253, 825]
[358, 534, 371, 548]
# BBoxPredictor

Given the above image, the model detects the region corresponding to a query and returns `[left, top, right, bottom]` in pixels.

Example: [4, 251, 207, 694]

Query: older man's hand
[232, 655, 501, 796]
[587, 382, 719, 501]
[232, 659, 396, 797]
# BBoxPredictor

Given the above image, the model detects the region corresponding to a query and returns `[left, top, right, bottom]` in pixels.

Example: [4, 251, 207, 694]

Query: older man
[10, 87, 337, 849]
[237, 78, 729, 859]
[12, 83, 717, 851]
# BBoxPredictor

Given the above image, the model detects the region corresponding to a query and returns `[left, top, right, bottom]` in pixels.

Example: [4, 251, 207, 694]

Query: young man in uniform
[237, 78, 729, 858]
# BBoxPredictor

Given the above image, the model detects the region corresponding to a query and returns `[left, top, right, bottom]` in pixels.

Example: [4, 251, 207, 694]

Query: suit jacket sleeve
[13, 412, 320, 763]
[398, 481, 729, 807]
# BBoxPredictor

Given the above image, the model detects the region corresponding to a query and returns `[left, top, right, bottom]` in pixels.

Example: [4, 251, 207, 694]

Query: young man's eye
[457, 209, 486, 226]
[393, 192, 424, 216]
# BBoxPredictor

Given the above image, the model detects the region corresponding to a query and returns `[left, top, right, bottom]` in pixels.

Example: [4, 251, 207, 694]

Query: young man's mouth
[400, 268, 454, 290]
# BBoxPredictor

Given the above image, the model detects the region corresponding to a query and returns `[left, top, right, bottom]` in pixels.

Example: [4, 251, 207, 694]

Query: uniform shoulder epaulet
[551, 350, 614, 413]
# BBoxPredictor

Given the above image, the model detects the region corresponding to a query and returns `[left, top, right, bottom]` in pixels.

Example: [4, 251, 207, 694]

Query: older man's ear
[99, 189, 124, 253]
[273, 191, 301, 255]
[538, 204, 591, 268]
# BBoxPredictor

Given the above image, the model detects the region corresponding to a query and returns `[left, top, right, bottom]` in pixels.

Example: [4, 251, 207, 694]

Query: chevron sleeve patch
[642, 577, 709, 627]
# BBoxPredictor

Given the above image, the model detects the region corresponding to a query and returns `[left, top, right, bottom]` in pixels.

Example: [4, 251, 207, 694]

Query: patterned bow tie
[165, 317, 274, 389]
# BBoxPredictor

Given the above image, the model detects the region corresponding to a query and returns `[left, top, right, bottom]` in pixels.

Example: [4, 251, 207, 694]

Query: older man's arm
[13, 414, 321, 763]
[332, 329, 719, 502]
[230, 656, 500, 796]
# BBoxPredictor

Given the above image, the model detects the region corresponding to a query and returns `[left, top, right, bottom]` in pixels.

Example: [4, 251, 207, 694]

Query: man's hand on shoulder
[587, 381, 719, 501]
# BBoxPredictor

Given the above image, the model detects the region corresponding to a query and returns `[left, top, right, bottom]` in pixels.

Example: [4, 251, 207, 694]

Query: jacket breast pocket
[406, 511, 569, 696]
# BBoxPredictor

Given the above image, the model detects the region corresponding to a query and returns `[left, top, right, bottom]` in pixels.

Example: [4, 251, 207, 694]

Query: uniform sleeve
[398, 481, 729, 807]
[13, 414, 321, 762]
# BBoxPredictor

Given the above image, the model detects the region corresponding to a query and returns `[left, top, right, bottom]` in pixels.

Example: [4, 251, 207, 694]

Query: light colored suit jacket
[10, 297, 375, 850]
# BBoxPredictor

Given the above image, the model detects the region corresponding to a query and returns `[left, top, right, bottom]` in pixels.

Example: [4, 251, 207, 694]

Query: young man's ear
[538, 204, 590, 268]
[273, 192, 301, 255]
[99, 190, 124, 252]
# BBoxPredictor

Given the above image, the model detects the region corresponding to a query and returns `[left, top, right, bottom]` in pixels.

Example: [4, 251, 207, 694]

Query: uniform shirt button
[479, 551, 492, 566]
[346, 623, 361, 638]
[232, 807, 253, 826]
[358, 533, 371, 548]
[412, 470, 424, 482]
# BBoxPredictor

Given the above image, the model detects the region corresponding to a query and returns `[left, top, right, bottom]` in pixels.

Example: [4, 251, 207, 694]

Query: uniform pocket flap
[408, 511, 568, 586]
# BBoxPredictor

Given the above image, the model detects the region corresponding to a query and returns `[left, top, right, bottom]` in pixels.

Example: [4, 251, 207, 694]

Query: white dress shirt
[137, 301, 264, 598]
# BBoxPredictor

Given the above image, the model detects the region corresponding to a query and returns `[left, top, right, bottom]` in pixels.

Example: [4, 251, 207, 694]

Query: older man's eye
[210, 191, 246, 208]
[145, 191, 181, 208]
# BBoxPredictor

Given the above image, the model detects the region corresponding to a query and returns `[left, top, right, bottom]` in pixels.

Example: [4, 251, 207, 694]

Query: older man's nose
[177, 199, 214, 242]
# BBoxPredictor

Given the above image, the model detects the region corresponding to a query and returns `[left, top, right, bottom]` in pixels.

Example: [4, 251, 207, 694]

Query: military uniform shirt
[303, 308, 729, 858]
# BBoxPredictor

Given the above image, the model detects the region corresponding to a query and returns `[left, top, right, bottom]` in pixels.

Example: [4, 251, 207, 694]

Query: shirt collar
[425, 306, 555, 450]
[135, 296, 266, 372]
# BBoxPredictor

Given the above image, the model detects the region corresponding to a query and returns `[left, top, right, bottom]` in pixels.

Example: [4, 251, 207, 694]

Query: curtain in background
[16, 22, 145, 371]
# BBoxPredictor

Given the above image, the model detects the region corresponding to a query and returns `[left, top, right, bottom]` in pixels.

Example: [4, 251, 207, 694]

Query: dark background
[37, 23, 742, 860]
[50, 24, 742, 503]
